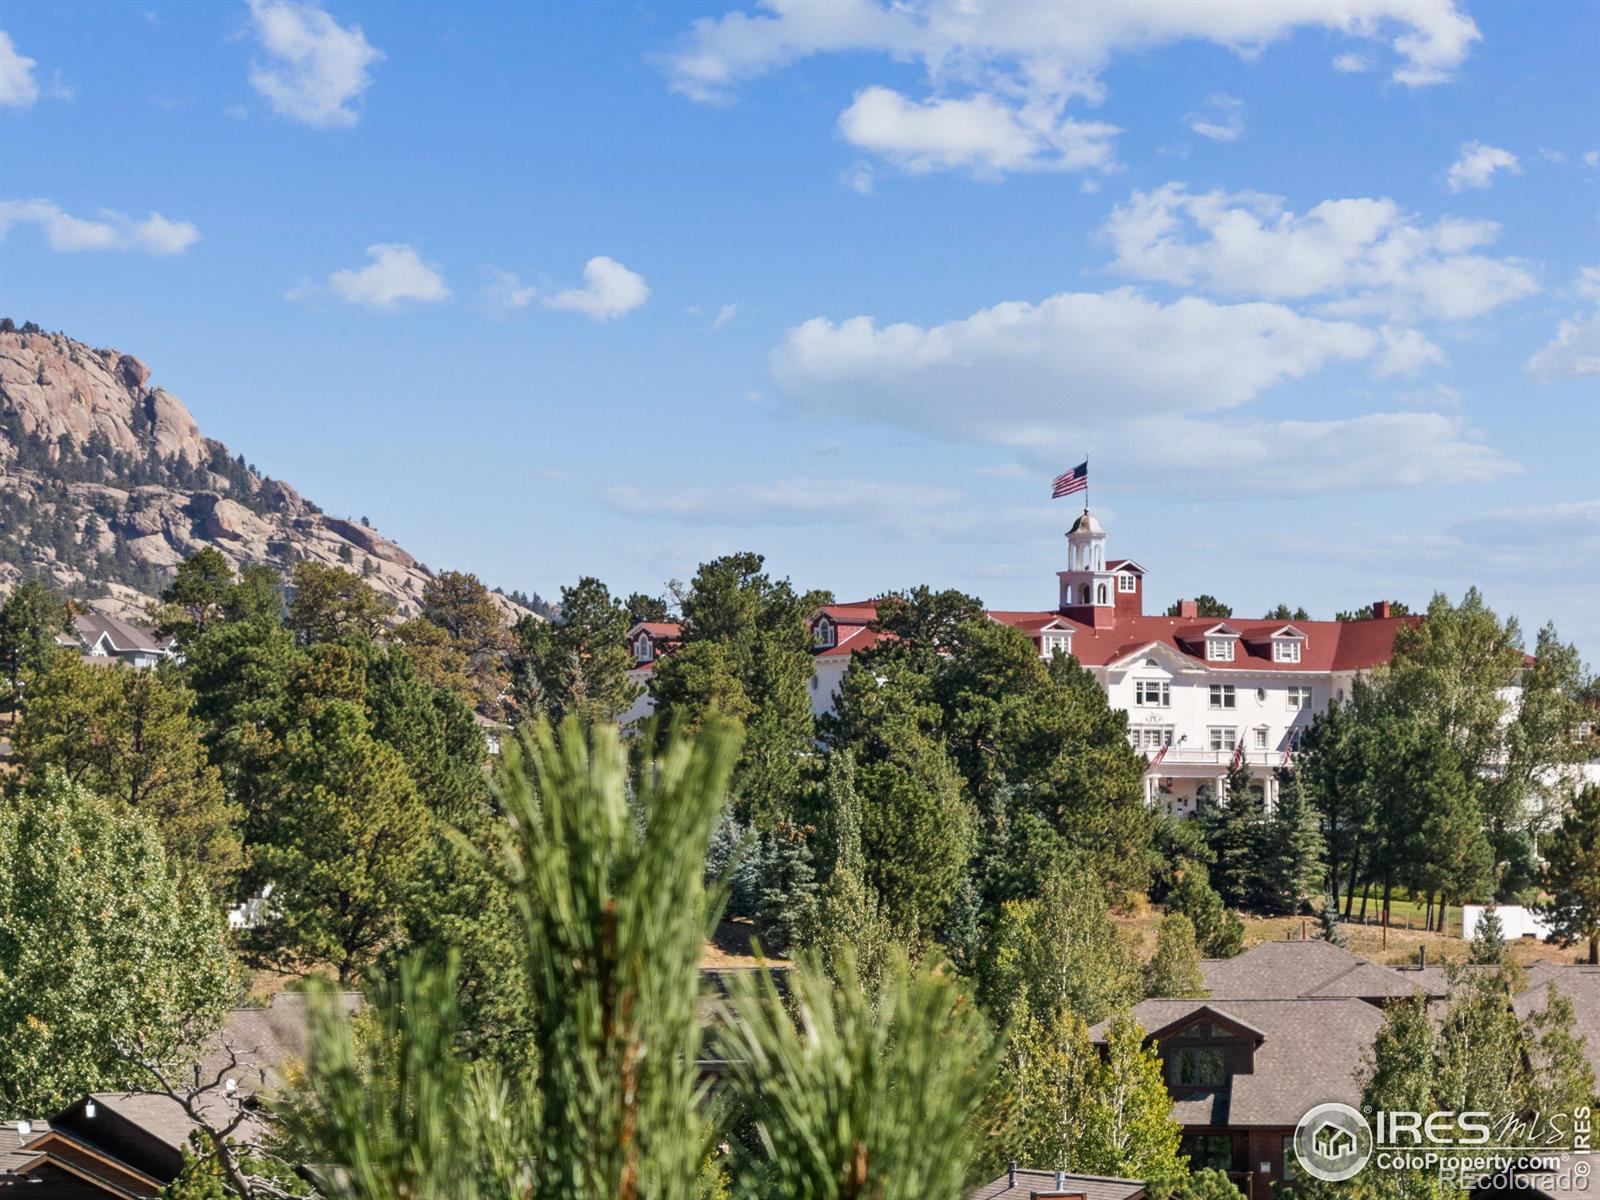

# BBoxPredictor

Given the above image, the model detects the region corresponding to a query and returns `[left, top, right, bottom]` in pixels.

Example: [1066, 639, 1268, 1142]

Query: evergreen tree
[1316, 892, 1347, 946]
[1469, 904, 1507, 965]
[1253, 771, 1326, 915]
[649, 552, 820, 826]
[509, 576, 640, 724]
[1167, 866, 1243, 958]
[12, 654, 243, 895]
[856, 733, 976, 941]
[1144, 913, 1207, 998]
[286, 561, 392, 644]
[715, 951, 996, 1200]
[245, 646, 431, 983]
[420, 570, 513, 716]
[1539, 785, 1600, 963]
[0, 578, 69, 709]
[0, 771, 233, 1114]
[750, 821, 818, 957]
[1194, 763, 1262, 910]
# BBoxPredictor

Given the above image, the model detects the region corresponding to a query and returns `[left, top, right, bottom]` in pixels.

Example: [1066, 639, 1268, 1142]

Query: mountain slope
[0, 323, 514, 621]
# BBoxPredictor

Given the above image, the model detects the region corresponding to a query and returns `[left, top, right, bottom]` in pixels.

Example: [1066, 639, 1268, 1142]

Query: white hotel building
[629, 512, 1414, 815]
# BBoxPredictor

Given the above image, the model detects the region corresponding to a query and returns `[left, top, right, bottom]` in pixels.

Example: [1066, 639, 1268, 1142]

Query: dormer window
[1118, 573, 1136, 593]
[813, 618, 835, 649]
[1206, 638, 1234, 662]
[1042, 632, 1072, 658]
[1274, 640, 1301, 663]
[634, 634, 653, 663]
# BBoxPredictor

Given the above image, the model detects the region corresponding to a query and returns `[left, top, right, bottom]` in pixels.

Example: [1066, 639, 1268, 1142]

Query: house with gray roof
[57, 612, 174, 669]
[1089, 997, 1386, 1200]
[969, 1166, 1146, 1200]
[0, 992, 360, 1197]
[1200, 937, 1445, 1005]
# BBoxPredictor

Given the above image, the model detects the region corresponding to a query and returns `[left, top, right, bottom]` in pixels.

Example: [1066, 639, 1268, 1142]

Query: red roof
[802, 590, 1417, 674]
[986, 611, 1419, 672]
[630, 622, 682, 639]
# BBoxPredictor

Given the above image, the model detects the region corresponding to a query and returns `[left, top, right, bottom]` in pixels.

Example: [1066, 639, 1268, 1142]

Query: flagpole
[1084, 455, 1090, 514]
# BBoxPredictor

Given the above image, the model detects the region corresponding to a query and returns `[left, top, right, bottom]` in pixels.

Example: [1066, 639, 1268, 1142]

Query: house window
[1208, 684, 1236, 709]
[1135, 680, 1171, 707]
[1139, 727, 1174, 750]
[1096, 583, 1108, 605]
[1181, 1135, 1234, 1173]
[1170, 1047, 1226, 1087]
[1042, 633, 1072, 658]
[813, 619, 834, 649]
[1080, 584, 1092, 604]
[1274, 639, 1302, 663]
[634, 635, 652, 663]
[1209, 727, 1237, 751]
[1118, 573, 1136, 593]
[1206, 637, 1235, 662]
[1254, 727, 1269, 749]
[1286, 686, 1312, 710]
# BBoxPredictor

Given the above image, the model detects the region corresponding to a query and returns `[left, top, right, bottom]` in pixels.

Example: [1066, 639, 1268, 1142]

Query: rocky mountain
[0, 322, 535, 622]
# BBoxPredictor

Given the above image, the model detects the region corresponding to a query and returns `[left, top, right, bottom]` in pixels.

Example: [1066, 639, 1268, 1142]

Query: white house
[805, 511, 1416, 817]
[56, 611, 175, 669]
[622, 512, 1418, 816]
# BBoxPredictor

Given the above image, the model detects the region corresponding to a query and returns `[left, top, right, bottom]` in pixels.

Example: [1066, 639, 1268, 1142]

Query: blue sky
[1, 1, 1596, 655]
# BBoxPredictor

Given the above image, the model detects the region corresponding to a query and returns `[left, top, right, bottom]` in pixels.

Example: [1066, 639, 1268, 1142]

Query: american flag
[1230, 732, 1246, 772]
[1051, 461, 1088, 499]
[1151, 741, 1171, 767]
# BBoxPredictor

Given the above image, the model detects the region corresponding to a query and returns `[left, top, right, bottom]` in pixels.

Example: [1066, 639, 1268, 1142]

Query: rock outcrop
[0, 324, 527, 622]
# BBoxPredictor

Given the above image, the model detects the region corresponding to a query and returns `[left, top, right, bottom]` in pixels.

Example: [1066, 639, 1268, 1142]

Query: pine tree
[1253, 772, 1326, 915]
[1195, 763, 1262, 909]
[715, 951, 997, 1200]
[1167, 865, 1243, 958]
[1144, 913, 1207, 998]
[1316, 891, 1347, 947]
[0, 577, 69, 709]
[11, 654, 243, 896]
[751, 821, 818, 957]
[1539, 785, 1600, 964]
[1469, 904, 1507, 964]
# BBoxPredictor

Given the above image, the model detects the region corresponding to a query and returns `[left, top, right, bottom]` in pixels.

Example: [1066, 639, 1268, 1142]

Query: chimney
[1373, 600, 1392, 619]
[1009, 1163, 1017, 1187]
[1056, 1171, 1066, 1190]
[1177, 599, 1198, 619]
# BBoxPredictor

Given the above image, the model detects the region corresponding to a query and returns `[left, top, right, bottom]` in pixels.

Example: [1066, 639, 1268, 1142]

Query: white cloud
[544, 256, 649, 321]
[976, 462, 1032, 480]
[1133, 412, 1513, 493]
[0, 31, 39, 107]
[665, 1, 1480, 101]
[665, 2, 1476, 181]
[1184, 92, 1244, 143]
[1574, 266, 1600, 302]
[1524, 311, 1600, 383]
[0, 199, 200, 254]
[772, 287, 1380, 448]
[1332, 51, 1371, 73]
[246, 0, 383, 129]
[482, 267, 538, 312]
[324, 243, 448, 308]
[838, 85, 1117, 177]
[768, 282, 1511, 496]
[1102, 183, 1538, 321]
[1445, 140, 1520, 192]
[712, 303, 739, 329]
